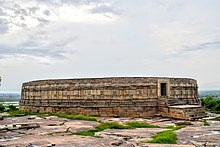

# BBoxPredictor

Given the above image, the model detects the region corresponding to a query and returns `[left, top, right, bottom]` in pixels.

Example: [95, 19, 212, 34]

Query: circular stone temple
[19, 77, 206, 120]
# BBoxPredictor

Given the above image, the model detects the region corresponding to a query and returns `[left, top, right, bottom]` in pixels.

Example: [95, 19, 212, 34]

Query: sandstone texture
[19, 77, 206, 120]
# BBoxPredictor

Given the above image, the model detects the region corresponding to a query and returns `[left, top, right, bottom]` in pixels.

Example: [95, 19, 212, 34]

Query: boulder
[175, 121, 193, 126]
[111, 140, 124, 146]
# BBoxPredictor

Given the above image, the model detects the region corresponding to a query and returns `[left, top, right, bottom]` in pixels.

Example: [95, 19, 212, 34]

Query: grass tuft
[203, 120, 210, 126]
[126, 122, 160, 128]
[74, 122, 129, 136]
[74, 121, 161, 137]
[146, 130, 177, 144]
[53, 113, 97, 121]
[141, 126, 184, 144]
[96, 122, 129, 130]
[165, 125, 185, 131]
[7, 110, 97, 121]
[211, 116, 220, 121]
[74, 129, 98, 136]
[8, 110, 48, 117]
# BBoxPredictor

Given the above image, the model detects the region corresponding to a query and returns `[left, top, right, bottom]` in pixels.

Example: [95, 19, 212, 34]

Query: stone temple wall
[19, 77, 204, 119]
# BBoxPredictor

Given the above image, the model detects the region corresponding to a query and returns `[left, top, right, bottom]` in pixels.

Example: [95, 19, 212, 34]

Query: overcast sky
[0, 0, 220, 92]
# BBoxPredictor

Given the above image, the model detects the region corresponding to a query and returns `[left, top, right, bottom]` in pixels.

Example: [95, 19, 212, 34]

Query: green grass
[53, 113, 97, 121]
[146, 130, 177, 144]
[8, 110, 49, 117]
[140, 126, 184, 144]
[6, 108, 182, 143]
[165, 125, 185, 131]
[74, 122, 129, 137]
[96, 122, 130, 130]
[126, 122, 160, 128]
[74, 129, 99, 136]
[7, 110, 97, 121]
[212, 117, 220, 121]
[203, 120, 210, 126]
[74, 121, 161, 137]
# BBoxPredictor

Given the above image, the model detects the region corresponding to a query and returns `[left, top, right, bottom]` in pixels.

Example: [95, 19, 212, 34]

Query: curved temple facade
[19, 77, 206, 120]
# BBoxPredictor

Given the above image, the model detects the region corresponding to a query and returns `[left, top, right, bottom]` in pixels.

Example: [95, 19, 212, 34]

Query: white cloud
[0, 0, 118, 32]
[0, 0, 220, 91]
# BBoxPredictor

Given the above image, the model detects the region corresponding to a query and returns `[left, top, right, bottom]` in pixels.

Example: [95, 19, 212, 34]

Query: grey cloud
[53, 0, 106, 5]
[0, 0, 118, 33]
[0, 2, 47, 30]
[90, 5, 119, 15]
[0, 27, 78, 61]
[0, 19, 8, 33]
[37, 17, 49, 24]
[37, 0, 112, 6]
[169, 41, 220, 58]
[181, 41, 220, 52]
[0, 45, 66, 60]
[20, 16, 25, 20]
[13, 6, 33, 17]
[20, 9, 28, 16]
[28, 7, 39, 15]
[0, 8, 6, 16]
[36, 0, 66, 7]
[0, 23, 8, 34]
[43, 10, 50, 16]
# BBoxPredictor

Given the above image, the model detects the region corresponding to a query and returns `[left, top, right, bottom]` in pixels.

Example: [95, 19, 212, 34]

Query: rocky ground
[0, 112, 220, 147]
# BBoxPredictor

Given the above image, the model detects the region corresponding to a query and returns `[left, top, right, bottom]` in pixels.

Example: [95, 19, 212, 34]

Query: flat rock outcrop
[1, 113, 219, 146]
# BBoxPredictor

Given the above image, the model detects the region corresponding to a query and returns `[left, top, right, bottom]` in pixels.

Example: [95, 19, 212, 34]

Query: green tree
[0, 104, 5, 112]
[7, 105, 18, 112]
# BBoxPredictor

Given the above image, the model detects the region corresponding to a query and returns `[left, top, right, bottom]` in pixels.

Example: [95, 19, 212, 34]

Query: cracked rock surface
[0, 113, 220, 147]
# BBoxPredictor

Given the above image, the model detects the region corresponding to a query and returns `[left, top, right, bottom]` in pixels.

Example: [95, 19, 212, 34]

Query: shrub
[203, 120, 210, 126]
[201, 96, 220, 113]
[7, 105, 18, 112]
[212, 117, 220, 121]
[147, 130, 177, 144]
[0, 104, 5, 112]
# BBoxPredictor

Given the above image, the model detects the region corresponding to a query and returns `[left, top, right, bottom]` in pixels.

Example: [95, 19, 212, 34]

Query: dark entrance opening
[161, 83, 167, 96]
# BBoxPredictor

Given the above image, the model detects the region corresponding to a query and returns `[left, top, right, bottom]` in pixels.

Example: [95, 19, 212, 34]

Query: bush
[201, 96, 220, 113]
[147, 130, 177, 144]
[212, 117, 220, 121]
[7, 105, 18, 112]
[203, 120, 210, 126]
[0, 104, 5, 112]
